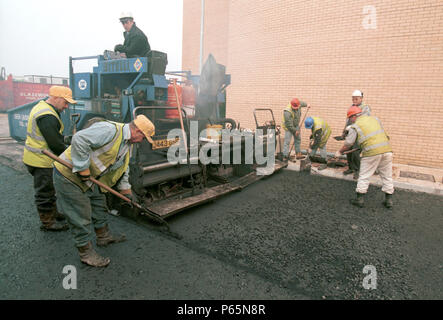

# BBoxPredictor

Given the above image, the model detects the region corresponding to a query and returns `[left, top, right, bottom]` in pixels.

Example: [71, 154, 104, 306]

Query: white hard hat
[119, 12, 133, 20]
[352, 90, 363, 97]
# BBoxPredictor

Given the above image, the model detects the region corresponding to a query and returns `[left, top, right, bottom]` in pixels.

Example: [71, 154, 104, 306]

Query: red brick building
[182, 0, 443, 168]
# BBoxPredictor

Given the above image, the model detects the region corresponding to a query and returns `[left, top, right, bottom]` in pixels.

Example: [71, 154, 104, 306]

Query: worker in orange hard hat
[340, 90, 372, 177]
[281, 98, 310, 161]
[335, 108, 393, 209]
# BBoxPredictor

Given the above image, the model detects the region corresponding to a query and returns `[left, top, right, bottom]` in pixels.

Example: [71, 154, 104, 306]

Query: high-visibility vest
[23, 101, 64, 168]
[281, 104, 300, 131]
[54, 122, 130, 193]
[311, 116, 331, 148]
[351, 115, 392, 157]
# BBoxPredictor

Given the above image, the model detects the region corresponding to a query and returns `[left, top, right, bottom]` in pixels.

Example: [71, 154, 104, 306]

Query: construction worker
[335, 106, 394, 209]
[304, 116, 331, 163]
[342, 90, 371, 176]
[53, 115, 155, 267]
[114, 12, 151, 58]
[282, 98, 309, 161]
[23, 86, 76, 231]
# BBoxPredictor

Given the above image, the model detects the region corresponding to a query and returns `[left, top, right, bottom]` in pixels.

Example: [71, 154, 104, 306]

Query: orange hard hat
[347, 106, 362, 118]
[291, 98, 300, 108]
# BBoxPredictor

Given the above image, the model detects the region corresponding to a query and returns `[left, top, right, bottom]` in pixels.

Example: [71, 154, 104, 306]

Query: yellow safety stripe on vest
[55, 122, 127, 192]
[312, 117, 331, 147]
[282, 104, 297, 131]
[352, 116, 391, 157]
[23, 101, 64, 168]
[27, 108, 58, 141]
[59, 123, 123, 174]
[364, 141, 391, 151]
[24, 144, 45, 154]
[90, 126, 123, 172]
[353, 116, 384, 144]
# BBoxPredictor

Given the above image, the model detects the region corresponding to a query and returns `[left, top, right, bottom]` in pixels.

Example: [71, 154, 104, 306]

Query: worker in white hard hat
[351, 90, 371, 116]
[341, 90, 372, 178]
[114, 12, 151, 58]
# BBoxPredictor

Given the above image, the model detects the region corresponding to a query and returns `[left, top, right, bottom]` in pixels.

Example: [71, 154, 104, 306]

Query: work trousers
[356, 152, 394, 194]
[53, 168, 108, 248]
[283, 129, 301, 156]
[346, 142, 361, 171]
[311, 145, 328, 160]
[25, 165, 56, 213]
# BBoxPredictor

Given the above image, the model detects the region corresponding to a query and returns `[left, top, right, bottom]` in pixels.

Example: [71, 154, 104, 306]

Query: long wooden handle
[343, 148, 359, 155]
[299, 106, 311, 127]
[42, 149, 135, 204]
[172, 79, 188, 154]
[41, 150, 166, 225]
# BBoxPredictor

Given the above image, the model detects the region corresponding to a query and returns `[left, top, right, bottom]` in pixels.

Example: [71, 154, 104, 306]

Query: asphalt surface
[0, 160, 442, 300]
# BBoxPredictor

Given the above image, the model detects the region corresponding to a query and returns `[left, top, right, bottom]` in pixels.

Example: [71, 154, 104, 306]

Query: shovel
[288, 105, 311, 160]
[42, 149, 182, 240]
[322, 148, 360, 169]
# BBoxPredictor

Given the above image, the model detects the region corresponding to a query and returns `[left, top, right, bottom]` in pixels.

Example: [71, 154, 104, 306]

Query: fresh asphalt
[0, 162, 442, 300]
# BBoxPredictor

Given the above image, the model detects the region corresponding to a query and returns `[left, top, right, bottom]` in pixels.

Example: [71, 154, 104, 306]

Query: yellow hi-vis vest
[23, 100, 64, 168]
[54, 122, 130, 193]
[311, 116, 331, 148]
[351, 115, 392, 157]
[281, 104, 300, 131]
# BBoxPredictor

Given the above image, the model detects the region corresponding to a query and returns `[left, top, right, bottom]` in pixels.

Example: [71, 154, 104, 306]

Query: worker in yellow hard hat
[52, 115, 155, 267]
[23, 85, 77, 232]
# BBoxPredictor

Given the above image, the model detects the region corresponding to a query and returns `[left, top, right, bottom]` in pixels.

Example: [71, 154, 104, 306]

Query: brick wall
[183, 0, 443, 168]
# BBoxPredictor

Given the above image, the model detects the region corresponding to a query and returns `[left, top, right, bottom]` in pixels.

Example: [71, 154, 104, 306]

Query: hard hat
[119, 12, 134, 21]
[133, 115, 155, 143]
[49, 86, 77, 104]
[304, 117, 314, 129]
[347, 106, 362, 118]
[291, 98, 300, 108]
[352, 90, 363, 97]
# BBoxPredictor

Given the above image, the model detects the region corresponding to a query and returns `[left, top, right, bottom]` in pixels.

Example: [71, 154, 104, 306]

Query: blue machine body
[7, 53, 231, 144]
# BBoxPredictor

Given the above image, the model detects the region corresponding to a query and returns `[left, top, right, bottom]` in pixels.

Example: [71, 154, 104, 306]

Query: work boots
[296, 152, 304, 160]
[95, 224, 126, 247]
[350, 192, 365, 208]
[78, 242, 110, 267]
[39, 209, 69, 231]
[383, 193, 393, 209]
[55, 211, 66, 221]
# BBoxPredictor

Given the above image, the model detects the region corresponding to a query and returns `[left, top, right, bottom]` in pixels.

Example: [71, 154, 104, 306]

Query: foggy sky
[0, 0, 183, 78]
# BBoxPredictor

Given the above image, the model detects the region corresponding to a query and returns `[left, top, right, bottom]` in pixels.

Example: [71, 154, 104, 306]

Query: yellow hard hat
[133, 115, 155, 143]
[49, 86, 77, 104]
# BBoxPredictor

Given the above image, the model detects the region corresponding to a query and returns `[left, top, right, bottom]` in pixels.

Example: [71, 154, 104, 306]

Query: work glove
[295, 130, 300, 137]
[76, 169, 91, 182]
[63, 135, 72, 145]
[334, 151, 342, 158]
[120, 189, 140, 207]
